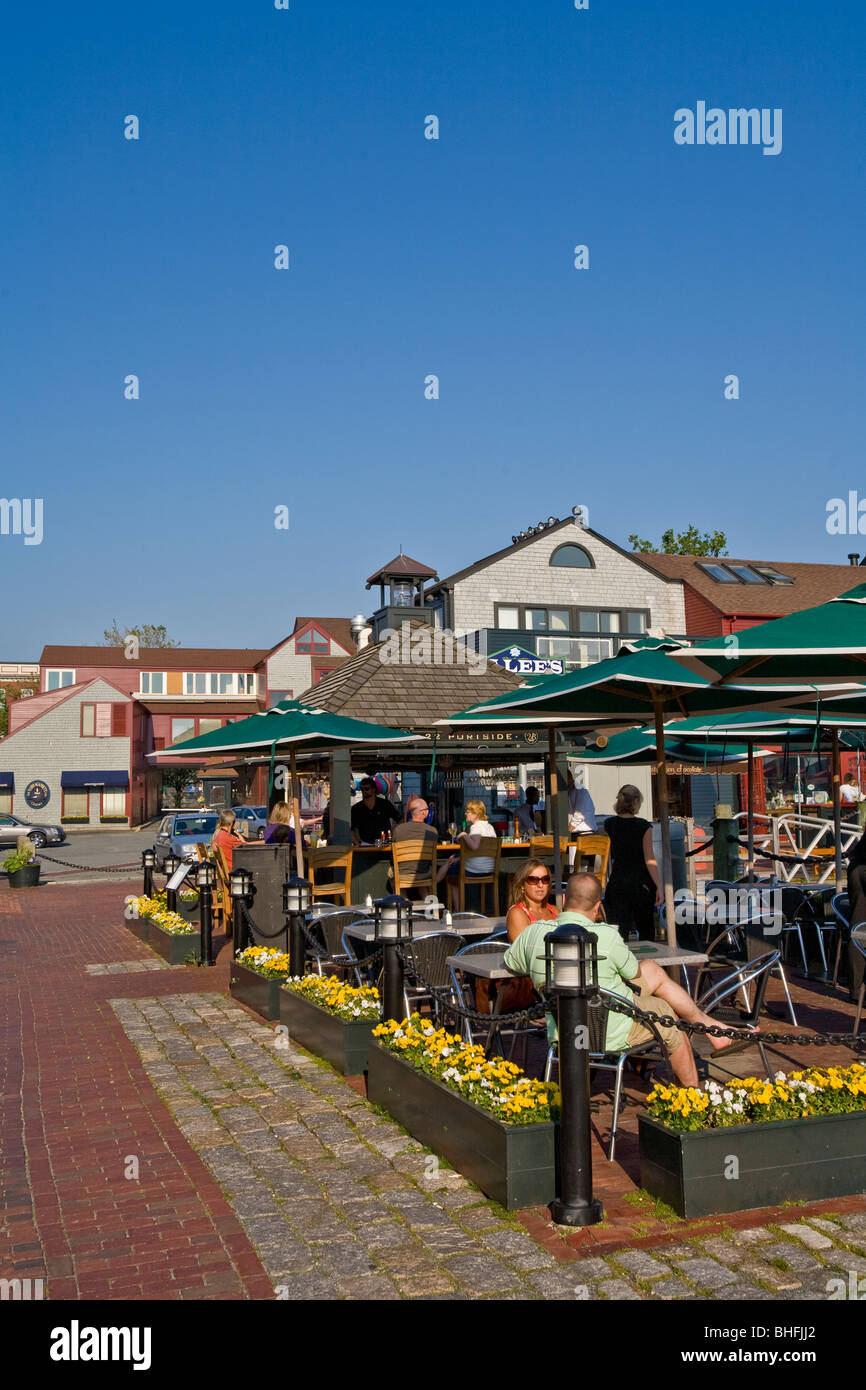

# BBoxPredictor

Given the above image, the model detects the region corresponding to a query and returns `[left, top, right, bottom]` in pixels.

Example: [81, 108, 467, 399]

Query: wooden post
[653, 694, 677, 950]
[747, 741, 755, 884]
[832, 729, 844, 895]
[289, 746, 304, 880]
[549, 726, 563, 910]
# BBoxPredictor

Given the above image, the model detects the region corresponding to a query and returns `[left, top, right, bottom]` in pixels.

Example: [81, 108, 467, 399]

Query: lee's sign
[490, 646, 563, 676]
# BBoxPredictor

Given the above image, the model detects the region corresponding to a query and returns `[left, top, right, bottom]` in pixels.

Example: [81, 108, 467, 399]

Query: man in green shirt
[503, 872, 747, 1088]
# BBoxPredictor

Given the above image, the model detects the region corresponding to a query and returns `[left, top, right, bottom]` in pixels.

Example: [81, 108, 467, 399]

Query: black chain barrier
[36, 852, 142, 874]
[236, 900, 386, 969]
[391, 946, 866, 1052]
[237, 899, 296, 943]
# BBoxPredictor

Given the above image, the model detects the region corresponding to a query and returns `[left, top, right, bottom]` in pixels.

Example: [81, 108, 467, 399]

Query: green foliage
[629, 525, 728, 556]
[162, 767, 197, 807]
[102, 620, 180, 648]
[3, 840, 35, 874]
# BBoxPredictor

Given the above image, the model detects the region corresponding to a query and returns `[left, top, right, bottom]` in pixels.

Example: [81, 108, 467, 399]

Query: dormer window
[550, 544, 593, 568]
[297, 626, 330, 655]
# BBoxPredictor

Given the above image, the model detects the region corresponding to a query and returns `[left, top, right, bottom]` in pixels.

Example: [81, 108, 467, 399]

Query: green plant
[3, 841, 35, 874]
[647, 1066, 866, 1132]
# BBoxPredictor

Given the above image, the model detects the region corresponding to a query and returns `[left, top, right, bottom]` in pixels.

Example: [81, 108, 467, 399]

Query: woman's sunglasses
[526, 874, 551, 885]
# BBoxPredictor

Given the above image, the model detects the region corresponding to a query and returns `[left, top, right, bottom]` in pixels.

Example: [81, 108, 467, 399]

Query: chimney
[350, 613, 371, 650]
[849, 554, 860, 566]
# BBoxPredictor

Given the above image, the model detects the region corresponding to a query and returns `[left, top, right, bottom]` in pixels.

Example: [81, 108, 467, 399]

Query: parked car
[231, 805, 268, 839]
[0, 813, 67, 850]
[153, 812, 219, 868]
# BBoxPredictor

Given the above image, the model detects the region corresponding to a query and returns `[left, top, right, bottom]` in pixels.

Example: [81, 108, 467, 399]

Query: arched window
[550, 544, 593, 569]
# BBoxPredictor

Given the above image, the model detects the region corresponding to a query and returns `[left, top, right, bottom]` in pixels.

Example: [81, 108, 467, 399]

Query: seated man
[503, 871, 748, 1088]
[390, 799, 439, 896]
[516, 786, 542, 838]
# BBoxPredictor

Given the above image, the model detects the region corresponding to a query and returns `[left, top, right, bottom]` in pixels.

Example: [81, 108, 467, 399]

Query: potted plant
[639, 1065, 866, 1218]
[367, 1016, 558, 1209]
[231, 946, 292, 1019]
[280, 974, 381, 1075]
[3, 839, 40, 888]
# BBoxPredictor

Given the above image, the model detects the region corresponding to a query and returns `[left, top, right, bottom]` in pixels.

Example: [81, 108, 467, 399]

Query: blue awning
[0, 772, 13, 789]
[61, 770, 129, 788]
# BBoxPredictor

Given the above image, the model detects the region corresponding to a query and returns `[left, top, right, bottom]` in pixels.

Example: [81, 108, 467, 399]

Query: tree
[0, 681, 37, 738]
[161, 767, 198, 809]
[102, 621, 180, 648]
[628, 525, 728, 557]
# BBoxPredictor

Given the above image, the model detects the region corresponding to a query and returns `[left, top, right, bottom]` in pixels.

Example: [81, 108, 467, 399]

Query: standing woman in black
[603, 784, 663, 941]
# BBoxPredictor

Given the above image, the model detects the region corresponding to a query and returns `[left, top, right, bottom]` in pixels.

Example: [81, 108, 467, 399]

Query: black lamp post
[163, 852, 181, 912]
[196, 860, 216, 967]
[543, 921, 605, 1228]
[141, 848, 156, 899]
[230, 867, 254, 956]
[283, 874, 312, 977]
[374, 895, 413, 1023]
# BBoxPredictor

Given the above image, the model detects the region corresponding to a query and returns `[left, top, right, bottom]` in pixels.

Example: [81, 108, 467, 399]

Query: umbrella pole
[290, 747, 304, 880]
[549, 726, 563, 910]
[747, 741, 755, 884]
[653, 695, 677, 951]
[832, 729, 843, 895]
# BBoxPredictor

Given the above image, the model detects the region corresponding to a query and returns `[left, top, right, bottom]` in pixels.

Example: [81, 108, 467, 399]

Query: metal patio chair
[401, 931, 466, 1023]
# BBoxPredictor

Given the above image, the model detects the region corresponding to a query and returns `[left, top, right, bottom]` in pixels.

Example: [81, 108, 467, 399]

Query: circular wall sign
[24, 780, 50, 811]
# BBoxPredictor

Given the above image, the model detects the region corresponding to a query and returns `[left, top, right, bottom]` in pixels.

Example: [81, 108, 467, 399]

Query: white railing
[734, 810, 860, 885]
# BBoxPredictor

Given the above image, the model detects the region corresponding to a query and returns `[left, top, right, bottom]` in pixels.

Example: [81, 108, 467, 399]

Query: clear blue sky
[3, 1, 864, 655]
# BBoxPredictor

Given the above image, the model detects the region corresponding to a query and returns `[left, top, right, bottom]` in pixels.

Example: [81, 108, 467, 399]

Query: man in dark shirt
[350, 778, 400, 845]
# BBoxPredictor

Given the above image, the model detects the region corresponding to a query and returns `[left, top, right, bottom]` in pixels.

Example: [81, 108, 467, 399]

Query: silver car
[0, 813, 67, 849]
[232, 805, 268, 839]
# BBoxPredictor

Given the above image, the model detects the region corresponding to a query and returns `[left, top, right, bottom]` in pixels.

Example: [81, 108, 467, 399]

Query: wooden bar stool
[458, 839, 501, 914]
[308, 846, 354, 905]
[572, 834, 611, 886]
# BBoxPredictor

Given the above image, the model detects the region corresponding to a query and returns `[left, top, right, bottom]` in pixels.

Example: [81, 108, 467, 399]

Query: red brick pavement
[3, 880, 865, 1295]
[0, 882, 273, 1300]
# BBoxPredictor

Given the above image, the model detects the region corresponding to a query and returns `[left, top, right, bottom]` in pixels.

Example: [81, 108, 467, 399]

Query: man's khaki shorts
[625, 979, 683, 1055]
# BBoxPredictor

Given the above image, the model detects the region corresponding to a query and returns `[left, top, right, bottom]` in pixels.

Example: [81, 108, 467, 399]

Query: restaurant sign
[490, 645, 563, 676]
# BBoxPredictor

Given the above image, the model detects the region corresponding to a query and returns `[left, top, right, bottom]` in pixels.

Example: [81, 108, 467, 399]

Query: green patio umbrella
[576, 726, 771, 766]
[442, 643, 818, 941]
[150, 699, 423, 877]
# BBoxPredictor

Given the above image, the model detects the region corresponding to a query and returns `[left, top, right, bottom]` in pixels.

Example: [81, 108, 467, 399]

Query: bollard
[543, 922, 604, 1227]
[374, 895, 413, 1023]
[141, 849, 155, 899]
[230, 867, 253, 957]
[196, 860, 215, 967]
[712, 802, 739, 883]
[163, 853, 181, 913]
[283, 875, 312, 977]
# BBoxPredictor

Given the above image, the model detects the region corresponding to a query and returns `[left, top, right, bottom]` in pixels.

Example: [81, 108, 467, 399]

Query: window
[549, 609, 570, 632]
[198, 718, 221, 736]
[140, 673, 165, 694]
[625, 611, 647, 633]
[727, 564, 765, 584]
[171, 718, 196, 743]
[102, 789, 127, 817]
[698, 563, 740, 583]
[752, 565, 794, 585]
[496, 605, 520, 629]
[296, 628, 330, 655]
[218, 673, 233, 694]
[81, 704, 95, 737]
[63, 789, 89, 818]
[237, 673, 255, 694]
[185, 673, 207, 695]
[0, 792, 11, 815]
[550, 544, 593, 568]
[269, 691, 291, 706]
[537, 636, 613, 670]
[391, 583, 413, 607]
[578, 611, 620, 634]
[526, 609, 549, 631]
[47, 670, 74, 690]
[81, 702, 126, 737]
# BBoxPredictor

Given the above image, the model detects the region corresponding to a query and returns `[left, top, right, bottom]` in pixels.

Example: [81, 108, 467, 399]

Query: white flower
[723, 1089, 733, 1102]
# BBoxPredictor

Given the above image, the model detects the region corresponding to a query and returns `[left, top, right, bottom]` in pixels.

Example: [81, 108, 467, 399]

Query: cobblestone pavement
[111, 990, 866, 1301]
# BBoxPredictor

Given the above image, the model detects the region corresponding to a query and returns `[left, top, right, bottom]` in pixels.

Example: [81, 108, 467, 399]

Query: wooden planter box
[639, 1110, 866, 1219]
[125, 914, 150, 942]
[367, 1042, 556, 1210]
[230, 961, 284, 1020]
[147, 921, 202, 965]
[279, 988, 374, 1076]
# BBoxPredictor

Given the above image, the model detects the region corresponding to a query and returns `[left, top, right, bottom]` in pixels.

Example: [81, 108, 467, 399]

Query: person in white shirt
[437, 800, 498, 910]
[567, 770, 597, 835]
[841, 775, 865, 815]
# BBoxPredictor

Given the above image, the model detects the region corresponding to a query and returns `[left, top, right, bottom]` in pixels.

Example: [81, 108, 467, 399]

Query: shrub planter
[230, 962, 284, 1020]
[125, 914, 150, 942]
[639, 1110, 866, 1219]
[147, 921, 202, 965]
[366, 1041, 556, 1210]
[177, 893, 200, 923]
[7, 863, 41, 888]
[280, 988, 374, 1076]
